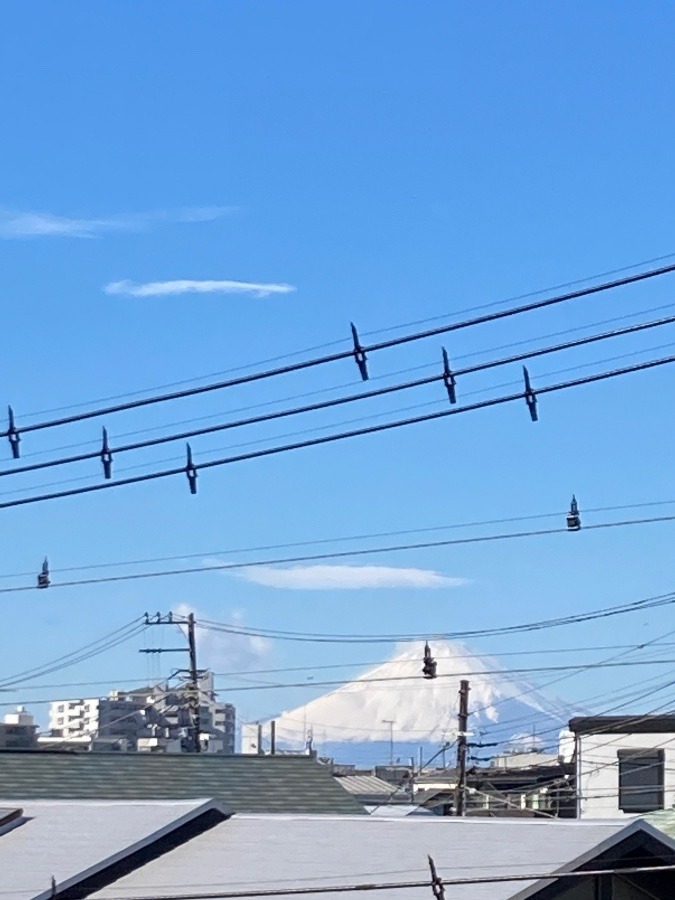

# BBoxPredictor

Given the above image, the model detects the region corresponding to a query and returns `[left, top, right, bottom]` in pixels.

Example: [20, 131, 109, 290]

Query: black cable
[5, 311, 675, 480]
[199, 588, 675, 643]
[1, 351, 674, 511]
[2, 496, 675, 581]
[4, 260, 675, 440]
[18, 250, 675, 425]
[18, 296, 675, 463]
[68, 863, 675, 900]
[203, 658, 675, 694]
[2, 513, 675, 593]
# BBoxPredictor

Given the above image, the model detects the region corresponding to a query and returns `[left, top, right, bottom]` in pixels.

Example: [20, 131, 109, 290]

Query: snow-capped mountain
[259, 641, 573, 765]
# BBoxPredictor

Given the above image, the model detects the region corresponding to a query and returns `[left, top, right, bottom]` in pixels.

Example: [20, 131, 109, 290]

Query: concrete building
[0, 707, 37, 749]
[42, 671, 236, 753]
[570, 715, 675, 818]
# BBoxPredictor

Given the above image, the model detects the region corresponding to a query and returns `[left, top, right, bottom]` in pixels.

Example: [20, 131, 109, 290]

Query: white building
[570, 715, 675, 818]
[0, 707, 37, 749]
[43, 672, 236, 754]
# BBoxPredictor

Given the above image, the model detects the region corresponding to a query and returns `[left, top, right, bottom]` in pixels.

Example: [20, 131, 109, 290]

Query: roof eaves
[507, 818, 675, 900]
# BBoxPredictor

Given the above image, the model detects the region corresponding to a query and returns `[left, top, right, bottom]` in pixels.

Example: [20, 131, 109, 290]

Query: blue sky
[2, 1, 675, 732]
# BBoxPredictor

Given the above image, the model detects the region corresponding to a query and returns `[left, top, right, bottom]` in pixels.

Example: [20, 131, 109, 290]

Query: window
[618, 748, 665, 813]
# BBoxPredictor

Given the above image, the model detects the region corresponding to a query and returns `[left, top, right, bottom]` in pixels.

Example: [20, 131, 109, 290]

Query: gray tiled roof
[89, 815, 672, 900]
[0, 752, 365, 815]
[0, 799, 225, 900]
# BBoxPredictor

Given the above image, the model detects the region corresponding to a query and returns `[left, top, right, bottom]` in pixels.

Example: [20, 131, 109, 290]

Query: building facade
[43, 672, 236, 753]
[0, 707, 38, 749]
[570, 715, 675, 818]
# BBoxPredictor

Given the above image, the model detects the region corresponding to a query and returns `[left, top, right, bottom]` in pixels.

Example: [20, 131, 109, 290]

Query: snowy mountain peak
[267, 640, 571, 753]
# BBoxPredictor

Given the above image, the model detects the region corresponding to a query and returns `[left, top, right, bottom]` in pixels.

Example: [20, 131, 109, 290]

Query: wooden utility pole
[455, 679, 470, 816]
[186, 613, 201, 753]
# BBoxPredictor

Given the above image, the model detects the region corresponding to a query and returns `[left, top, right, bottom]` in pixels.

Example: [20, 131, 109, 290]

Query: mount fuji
[262, 641, 575, 766]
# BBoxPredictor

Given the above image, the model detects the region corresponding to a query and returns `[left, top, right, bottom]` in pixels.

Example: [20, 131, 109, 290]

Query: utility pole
[186, 613, 201, 753]
[455, 679, 470, 816]
[141, 611, 202, 753]
[382, 719, 395, 765]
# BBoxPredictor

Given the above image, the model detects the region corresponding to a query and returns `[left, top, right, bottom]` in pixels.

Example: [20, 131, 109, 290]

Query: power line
[17, 296, 675, 462]
[3, 337, 672, 499]
[5, 312, 675, 480]
[0, 619, 145, 690]
[2, 495, 675, 582]
[2, 352, 675, 510]
[199, 658, 675, 694]
[17, 251, 675, 425]
[2, 511, 674, 595]
[6, 641, 675, 695]
[4, 260, 675, 444]
[199, 588, 675, 643]
[74, 863, 675, 900]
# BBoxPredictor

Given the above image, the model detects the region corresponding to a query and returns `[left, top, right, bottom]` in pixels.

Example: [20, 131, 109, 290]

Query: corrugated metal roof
[0, 752, 364, 815]
[0, 798, 226, 900]
[89, 814, 668, 900]
[335, 774, 401, 797]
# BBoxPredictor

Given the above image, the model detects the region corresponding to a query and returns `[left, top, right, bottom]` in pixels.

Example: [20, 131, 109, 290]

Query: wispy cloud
[234, 564, 468, 590]
[0, 206, 232, 239]
[104, 279, 296, 298]
[172, 603, 272, 670]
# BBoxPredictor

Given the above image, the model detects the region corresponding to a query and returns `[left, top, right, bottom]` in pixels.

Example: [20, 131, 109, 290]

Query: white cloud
[0, 206, 232, 239]
[104, 279, 296, 298]
[235, 564, 468, 590]
[172, 603, 272, 671]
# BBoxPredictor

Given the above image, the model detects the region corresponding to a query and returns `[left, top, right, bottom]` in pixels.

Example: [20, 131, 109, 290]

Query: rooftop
[0, 751, 365, 815]
[569, 715, 675, 734]
[0, 798, 227, 900]
[88, 814, 675, 900]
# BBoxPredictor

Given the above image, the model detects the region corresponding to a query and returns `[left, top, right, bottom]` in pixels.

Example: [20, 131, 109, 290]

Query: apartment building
[43, 671, 235, 753]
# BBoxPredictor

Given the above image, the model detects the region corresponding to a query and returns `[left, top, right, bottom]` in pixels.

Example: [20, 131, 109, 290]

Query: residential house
[569, 715, 675, 818]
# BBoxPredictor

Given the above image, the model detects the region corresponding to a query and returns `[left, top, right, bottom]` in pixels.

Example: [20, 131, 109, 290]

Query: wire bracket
[523, 366, 538, 422]
[350, 322, 369, 381]
[442, 348, 457, 404]
[423, 641, 438, 679]
[428, 856, 445, 900]
[7, 406, 20, 459]
[100, 427, 113, 480]
[567, 494, 581, 531]
[185, 443, 198, 495]
[37, 557, 50, 589]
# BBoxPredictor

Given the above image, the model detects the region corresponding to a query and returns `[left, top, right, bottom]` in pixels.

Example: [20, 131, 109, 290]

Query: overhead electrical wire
[6, 641, 675, 695]
[17, 296, 675, 463]
[2, 495, 674, 582]
[3, 512, 673, 594]
[0, 618, 145, 690]
[63, 863, 675, 900]
[5, 338, 673, 502]
[5, 312, 675, 480]
[16, 250, 675, 426]
[199, 588, 675, 643]
[4, 260, 675, 442]
[2, 352, 675, 511]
